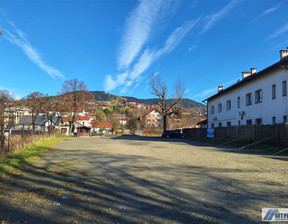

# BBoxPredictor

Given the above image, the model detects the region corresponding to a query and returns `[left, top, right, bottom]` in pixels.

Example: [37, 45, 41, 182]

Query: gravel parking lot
[0, 136, 287, 223]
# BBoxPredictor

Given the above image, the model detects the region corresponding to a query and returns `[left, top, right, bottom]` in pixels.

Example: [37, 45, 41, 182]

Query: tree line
[0, 79, 93, 153]
[1, 74, 191, 152]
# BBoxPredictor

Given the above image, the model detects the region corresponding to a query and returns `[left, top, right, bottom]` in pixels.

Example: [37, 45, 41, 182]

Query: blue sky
[0, 0, 287, 102]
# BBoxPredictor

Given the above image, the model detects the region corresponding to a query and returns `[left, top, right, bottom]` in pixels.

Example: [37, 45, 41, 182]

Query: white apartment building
[204, 48, 288, 128]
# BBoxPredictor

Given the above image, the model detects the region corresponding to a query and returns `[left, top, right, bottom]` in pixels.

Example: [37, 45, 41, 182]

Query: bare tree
[26, 92, 47, 130]
[42, 95, 66, 133]
[150, 75, 185, 132]
[0, 89, 14, 152]
[61, 79, 94, 134]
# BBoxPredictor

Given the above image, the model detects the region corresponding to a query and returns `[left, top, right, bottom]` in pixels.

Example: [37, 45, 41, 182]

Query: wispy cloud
[194, 78, 238, 99]
[252, 2, 281, 22]
[104, 72, 128, 92]
[105, 16, 199, 93]
[160, 19, 199, 55]
[107, 19, 199, 93]
[117, 0, 173, 70]
[188, 44, 198, 52]
[200, 0, 239, 35]
[2, 20, 64, 79]
[129, 49, 156, 80]
[128, 76, 146, 94]
[268, 22, 288, 39]
[145, 72, 159, 90]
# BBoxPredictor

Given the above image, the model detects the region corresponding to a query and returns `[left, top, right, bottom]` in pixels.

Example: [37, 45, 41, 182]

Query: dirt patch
[0, 136, 287, 223]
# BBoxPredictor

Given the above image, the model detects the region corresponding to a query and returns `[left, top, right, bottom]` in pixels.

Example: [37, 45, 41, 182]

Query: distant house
[18, 115, 61, 131]
[137, 103, 145, 108]
[204, 48, 288, 128]
[5, 106, 30, 126]
[114, 113, 127, 126]
[142, 109, 163, 127]
[59, 116, 92, 135]
[99, 105, 108, 109]
[129, 102, 137, 107]
[76, 116, 92, 127]
[91, 122, 112, 134]
[87, 112, 96, 118]
[59, 117, 70, 135]
[77, 126, 91, 137]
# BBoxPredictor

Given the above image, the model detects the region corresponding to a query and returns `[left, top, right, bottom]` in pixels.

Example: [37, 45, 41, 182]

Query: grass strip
[0, 136, 68, 176]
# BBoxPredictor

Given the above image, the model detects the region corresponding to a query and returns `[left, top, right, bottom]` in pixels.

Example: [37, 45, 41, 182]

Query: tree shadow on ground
[0, 137, 286, 223]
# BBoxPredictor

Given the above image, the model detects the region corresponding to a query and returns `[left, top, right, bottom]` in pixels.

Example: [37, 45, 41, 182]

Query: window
[238, 120, 241, 126]
[211, 106, 214, 114]
[255, 118, 262, 125]
[227, 121, 231, 127]
[211, 123, 214, 128]
[246, 93, 252, 106]
[246, 119, 252, 125]
[272, 116, 276, 125]
[218, 122, 222, 127]
[283, 81, 287, 96]
[255, 89, 262, 103]
[284, 116, 287, 123]
[237, 97, 240, 108]
[226, 100, 231, 111]
[272, 84, 276, 99]
[218, 103, 222, 113]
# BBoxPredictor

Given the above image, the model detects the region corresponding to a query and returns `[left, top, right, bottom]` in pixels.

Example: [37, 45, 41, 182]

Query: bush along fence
[0, 127, 61, 155]
[183, 123, 288, 147]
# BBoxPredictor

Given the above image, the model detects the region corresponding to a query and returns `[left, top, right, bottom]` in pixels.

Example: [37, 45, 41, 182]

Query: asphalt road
[0, 136, 287, 224]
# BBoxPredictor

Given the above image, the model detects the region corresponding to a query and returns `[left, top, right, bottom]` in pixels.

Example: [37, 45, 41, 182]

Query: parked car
[162, 130, 185, 139]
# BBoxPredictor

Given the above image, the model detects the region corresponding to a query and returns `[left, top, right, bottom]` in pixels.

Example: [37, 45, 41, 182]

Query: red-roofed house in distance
[76, 116, 92, 127]
[91, 121, 112, 135]
[137, 103, 145, 108]
[143, 109, 163, 127]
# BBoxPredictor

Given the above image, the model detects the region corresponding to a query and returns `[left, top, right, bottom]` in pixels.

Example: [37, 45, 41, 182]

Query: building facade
[143, 109, 163, 127]
[205, 49, 288, 128]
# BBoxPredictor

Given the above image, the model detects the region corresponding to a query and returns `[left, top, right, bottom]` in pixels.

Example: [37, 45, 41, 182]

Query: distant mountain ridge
[90, 91, 205, 108]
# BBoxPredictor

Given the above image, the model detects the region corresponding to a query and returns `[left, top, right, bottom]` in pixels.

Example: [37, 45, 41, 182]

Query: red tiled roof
[77, 116, 90, 120]
[94, 122, 112, 128]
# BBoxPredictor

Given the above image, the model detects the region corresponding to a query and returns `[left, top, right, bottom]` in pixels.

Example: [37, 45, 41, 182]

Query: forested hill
[90, 91, 205, 108]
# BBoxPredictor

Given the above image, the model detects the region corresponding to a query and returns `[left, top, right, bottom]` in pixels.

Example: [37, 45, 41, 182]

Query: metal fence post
[7, 128, 10, 153]
[22, 125, 24, 148]
[31, 126, 33, 144]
